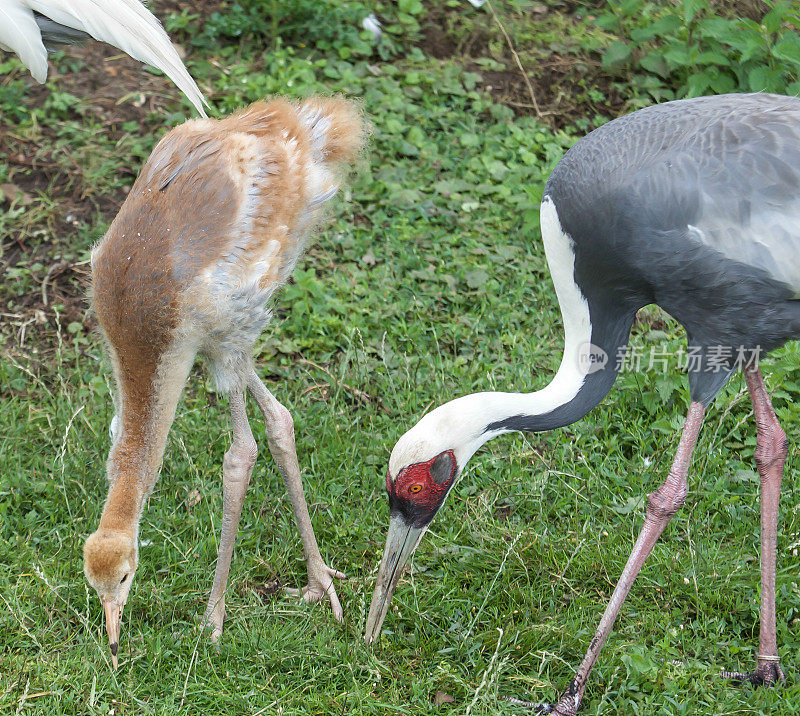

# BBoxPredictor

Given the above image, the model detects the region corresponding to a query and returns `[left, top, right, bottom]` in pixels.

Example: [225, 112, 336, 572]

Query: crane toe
[501, 696, 576, 714]
[284, 561, 346, 621]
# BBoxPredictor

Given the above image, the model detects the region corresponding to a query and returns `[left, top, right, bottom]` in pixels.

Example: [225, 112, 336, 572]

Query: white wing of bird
[0, 0, 207, 116]
[0, 0, 48, 82]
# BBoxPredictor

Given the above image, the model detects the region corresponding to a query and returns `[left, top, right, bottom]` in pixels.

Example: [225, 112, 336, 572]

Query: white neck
[390, 197, 597, 475]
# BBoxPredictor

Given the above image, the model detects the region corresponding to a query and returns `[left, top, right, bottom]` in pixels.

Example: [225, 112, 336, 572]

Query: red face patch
[387, 450, 458, 527]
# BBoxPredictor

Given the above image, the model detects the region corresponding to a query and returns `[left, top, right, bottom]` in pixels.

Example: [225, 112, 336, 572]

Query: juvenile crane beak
[365, 514, 426, 644]
[103, 600, 123, 669]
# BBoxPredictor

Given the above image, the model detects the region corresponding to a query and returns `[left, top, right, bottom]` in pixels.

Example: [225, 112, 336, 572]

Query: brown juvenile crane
[83, 97, 364, 667]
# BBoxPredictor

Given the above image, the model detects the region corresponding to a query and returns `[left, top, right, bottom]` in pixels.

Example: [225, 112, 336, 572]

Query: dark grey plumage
[547, 93, 800, 406]
[33, 12, 90, 50]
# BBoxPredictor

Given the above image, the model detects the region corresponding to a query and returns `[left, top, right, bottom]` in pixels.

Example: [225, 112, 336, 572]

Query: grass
[2, 0, 800, 713]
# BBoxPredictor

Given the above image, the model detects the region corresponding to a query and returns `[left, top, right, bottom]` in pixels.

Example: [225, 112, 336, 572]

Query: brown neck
[98, 341, 196, 537]
[99, 437, 151, 535]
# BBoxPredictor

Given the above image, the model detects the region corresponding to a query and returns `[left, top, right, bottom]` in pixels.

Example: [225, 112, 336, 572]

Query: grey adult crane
[366, 93, 800, 714]
[83, 97, 364, 667]
[0, 0, 206, 115]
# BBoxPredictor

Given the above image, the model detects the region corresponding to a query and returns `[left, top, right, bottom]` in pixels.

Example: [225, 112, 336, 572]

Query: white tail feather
[0, 0, 207, 116]
[0, 0, 48, 82]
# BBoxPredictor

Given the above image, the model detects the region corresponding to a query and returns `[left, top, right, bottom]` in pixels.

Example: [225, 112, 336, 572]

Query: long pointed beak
[365, 514, 426, 645]
[103, 600, 123, 670]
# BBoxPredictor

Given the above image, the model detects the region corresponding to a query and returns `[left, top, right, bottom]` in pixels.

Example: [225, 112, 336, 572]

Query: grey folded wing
[624, 107, 800, 295]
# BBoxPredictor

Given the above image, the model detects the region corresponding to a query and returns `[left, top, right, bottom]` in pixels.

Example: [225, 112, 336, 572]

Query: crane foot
[284, 558, 346, 621]
[502, 695, 578, 714]
[722, 659, 784, 687]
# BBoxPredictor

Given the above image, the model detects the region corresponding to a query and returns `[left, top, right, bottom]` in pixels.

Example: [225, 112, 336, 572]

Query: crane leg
[204, 389, 258, 642]
[246, 369, 345, 621]
[524, 401, 706, 716]
[721, 366, 786, 686]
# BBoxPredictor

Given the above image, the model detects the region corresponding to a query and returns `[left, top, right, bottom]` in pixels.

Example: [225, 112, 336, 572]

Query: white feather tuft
[0, 0, 48, 82]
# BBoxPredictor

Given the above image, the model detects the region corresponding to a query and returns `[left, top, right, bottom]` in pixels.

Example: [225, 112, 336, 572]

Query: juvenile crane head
[84, 530, 137, 669]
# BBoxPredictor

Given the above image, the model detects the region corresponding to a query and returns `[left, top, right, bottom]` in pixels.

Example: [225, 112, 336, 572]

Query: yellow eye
[409, 484, 422, 494]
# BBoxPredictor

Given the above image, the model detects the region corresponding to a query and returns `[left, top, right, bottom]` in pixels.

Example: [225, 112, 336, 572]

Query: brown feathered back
[88, 96, 365, 538]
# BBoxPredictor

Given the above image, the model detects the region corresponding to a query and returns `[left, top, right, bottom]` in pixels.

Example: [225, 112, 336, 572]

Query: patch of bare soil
[418, 14, 460, 60]
[247, 579, 283, 602]
[419, 4, 626, 129]
[1, 7, 211, 346]
[418, 1, 770, 128]
[479, 55, 626, 127]
[716, 0, 769, 21]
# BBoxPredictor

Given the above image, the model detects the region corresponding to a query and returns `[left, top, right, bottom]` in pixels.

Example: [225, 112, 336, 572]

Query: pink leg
[204, 390, 258, 642]
[246, 369, 345, 620]
[721, 367, 786, 686]
[527, 402, 706, 715]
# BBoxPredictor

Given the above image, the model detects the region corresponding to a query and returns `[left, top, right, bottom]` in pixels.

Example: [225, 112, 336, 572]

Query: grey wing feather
[567, 95, 800, 294]
[545, 94, 800, 294]
[680, 113, 800, 294]
[34, 12, 90, 48]
[139, 136, 223, 192]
